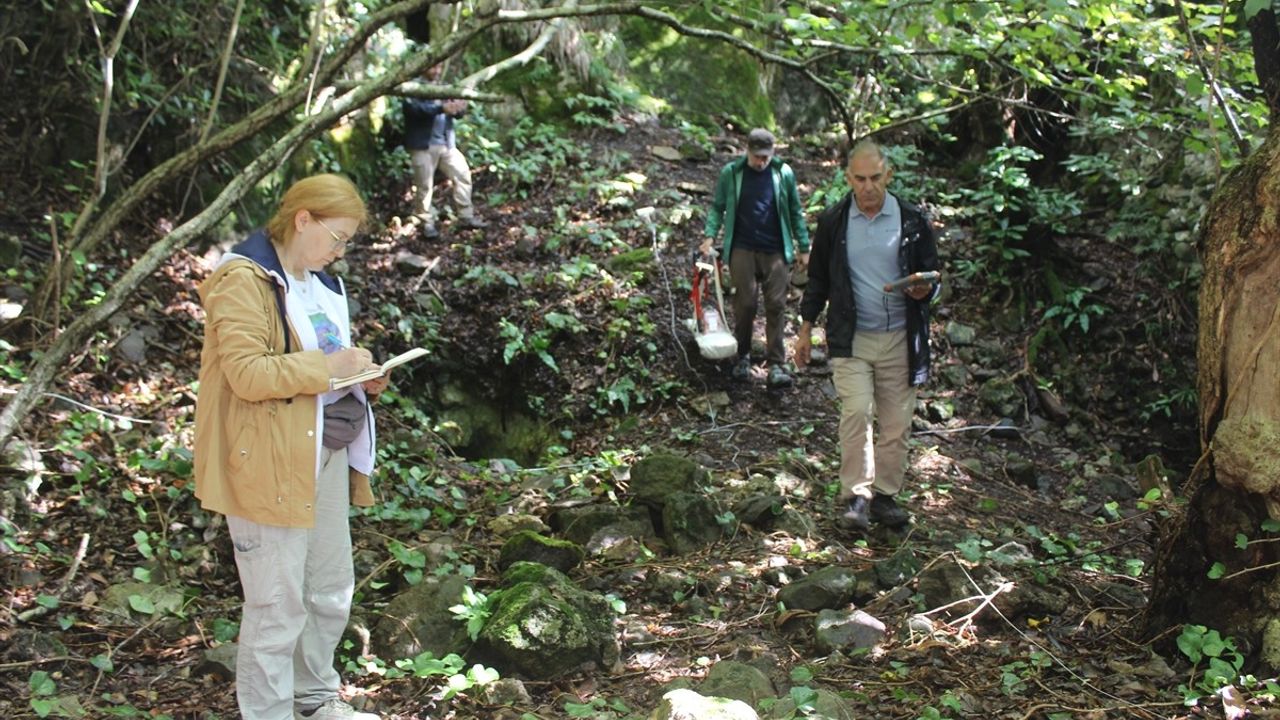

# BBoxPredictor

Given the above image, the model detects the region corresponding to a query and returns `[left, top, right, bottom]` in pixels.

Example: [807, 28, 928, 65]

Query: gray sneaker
[767, 366, 793, 388]
[458, 215, 489, 229]
[731, 355, 752, 381]
[295, 698, 379, 720]
[421, 223, 440, 240]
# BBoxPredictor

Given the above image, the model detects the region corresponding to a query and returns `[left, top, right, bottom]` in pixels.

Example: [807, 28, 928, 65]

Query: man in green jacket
[701, 128, 811, 387]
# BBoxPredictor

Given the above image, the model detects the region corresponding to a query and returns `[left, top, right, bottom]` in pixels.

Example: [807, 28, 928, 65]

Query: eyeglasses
[315, 218, 352, 251]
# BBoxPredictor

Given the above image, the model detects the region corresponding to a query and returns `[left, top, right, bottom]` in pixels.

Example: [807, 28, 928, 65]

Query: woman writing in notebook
[193, 174, 386, 720]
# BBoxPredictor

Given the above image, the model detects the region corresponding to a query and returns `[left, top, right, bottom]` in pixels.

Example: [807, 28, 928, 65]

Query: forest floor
[0, 115, 1226, 720]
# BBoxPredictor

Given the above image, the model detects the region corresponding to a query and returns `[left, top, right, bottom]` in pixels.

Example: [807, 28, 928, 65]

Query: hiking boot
[421, 223, 440, 240]
[870, 493, 910, 528]
[458, 215, 489, 229]
[731, 355, 752, 381]
[767, 366, 794, 388]
[295, 698, 380, 720]
[837, 496, 871, 531]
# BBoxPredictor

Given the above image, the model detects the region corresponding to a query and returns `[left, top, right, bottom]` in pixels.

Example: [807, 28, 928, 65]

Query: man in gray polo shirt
[795, 141, 940, 531]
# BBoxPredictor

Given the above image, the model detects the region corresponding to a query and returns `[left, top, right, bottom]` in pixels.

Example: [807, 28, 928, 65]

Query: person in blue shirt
[701, 128, 811, 388]
[795, 141, 940, 531]
[402, 64, 489, 240]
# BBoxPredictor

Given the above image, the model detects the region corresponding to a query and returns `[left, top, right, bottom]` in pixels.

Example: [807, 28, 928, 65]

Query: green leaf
[128, 594, 156, 615]
[90, 654, 114, 673]
[1263, 518, 1280, 533]
[29, 670, 56, 696]
[1235, 533, 1249, 550]
[35, 594, 59, 609]
[1185, 74, 1205, 97]
[1207, 562, 1226, 579]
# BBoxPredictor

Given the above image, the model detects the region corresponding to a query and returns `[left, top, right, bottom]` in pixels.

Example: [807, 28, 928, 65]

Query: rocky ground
[0, 115, 1213, 719]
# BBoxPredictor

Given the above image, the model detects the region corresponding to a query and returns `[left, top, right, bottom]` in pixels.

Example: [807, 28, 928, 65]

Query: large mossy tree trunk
[1145, 122, 1280, 664]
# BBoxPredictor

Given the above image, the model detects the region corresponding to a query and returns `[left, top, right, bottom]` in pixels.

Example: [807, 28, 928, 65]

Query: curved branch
[462, 0, 577, 89]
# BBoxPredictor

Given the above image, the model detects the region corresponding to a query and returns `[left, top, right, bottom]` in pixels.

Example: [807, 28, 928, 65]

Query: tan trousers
[226, 447, 353, 720]
[410, 145, 476, 223]
[832, 331, 915, 500]
[728, 249, 789, 366]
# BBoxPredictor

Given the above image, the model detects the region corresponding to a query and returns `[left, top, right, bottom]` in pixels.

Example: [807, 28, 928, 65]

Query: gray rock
[874, 548, 921, 587]
[903, 613, 936, 639]
[989, 418, 1022, 440]
[554, 504, 655, 549]
[926, 399, 955, 423]
[772, 508, 818, 537]
[194, 643, 238, 680]
[814, 608, 886, 654]
[115, 324, 159, 364]
[699, 660, 776, 706]
[478, 678, 532, 706]
[487, 513, 550, 537]
[650, 145, 683, 161]
[394, 250, 432, 274]
[979, 378, 1023, 417]
[945, 321, 977, 346]
[916, 561, 999, 618]
[663, 492, 729, 554]
[939, 363, 970, 388]
[650, 688, 759, 720]
[764, 688, 854, 720]
[630, 453, 707, 508]
[98, 582, 187, 625]
[777, 566, 858, 611]
[989, 541, 1035, 566]
[371, 574, 471, 660]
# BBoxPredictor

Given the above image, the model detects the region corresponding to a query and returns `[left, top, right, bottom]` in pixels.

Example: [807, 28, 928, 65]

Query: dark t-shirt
[732, 165, 784, 254]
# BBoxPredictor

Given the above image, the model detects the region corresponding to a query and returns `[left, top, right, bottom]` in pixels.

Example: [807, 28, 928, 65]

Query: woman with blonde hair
[194, 174, 385, 720]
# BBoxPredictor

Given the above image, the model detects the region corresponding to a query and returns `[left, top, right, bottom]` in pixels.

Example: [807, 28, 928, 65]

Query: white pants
[832, 331, 916, 500]
[410, 145, 476, 223]
[227, 447, 354, 720]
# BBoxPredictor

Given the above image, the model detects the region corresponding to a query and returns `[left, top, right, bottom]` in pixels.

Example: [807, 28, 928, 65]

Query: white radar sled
[685, 257, 738, 360]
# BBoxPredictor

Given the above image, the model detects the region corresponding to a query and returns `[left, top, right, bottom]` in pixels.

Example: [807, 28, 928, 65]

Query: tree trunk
[1146, 123, 1280, 665]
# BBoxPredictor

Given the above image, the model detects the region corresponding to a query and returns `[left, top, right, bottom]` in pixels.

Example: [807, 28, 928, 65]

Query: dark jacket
[402, 99, 455, 150]
[799, 193, 940, 386]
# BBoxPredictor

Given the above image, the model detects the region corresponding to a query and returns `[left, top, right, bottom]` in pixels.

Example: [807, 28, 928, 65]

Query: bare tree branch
[1173, 0, 1249, 157]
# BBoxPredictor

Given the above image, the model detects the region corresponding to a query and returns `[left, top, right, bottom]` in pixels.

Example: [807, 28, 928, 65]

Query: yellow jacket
[193, 245, 375, 528]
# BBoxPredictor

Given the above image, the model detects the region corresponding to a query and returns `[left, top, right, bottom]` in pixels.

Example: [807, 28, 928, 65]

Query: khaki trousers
[226, 447, 354, 720]
[410, 145, 476, 223]
[832, 331, 915, 500]
[728, 249, 789, 366]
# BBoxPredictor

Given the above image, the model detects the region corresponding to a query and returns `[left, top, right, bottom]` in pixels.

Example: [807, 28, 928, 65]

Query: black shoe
[870, 493, 910, 528]
[837, 496, 871, 531]
[731, 355, 751, 381]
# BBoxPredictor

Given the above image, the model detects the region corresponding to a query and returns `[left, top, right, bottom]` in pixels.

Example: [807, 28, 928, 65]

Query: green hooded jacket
[703, 155, 811, 264]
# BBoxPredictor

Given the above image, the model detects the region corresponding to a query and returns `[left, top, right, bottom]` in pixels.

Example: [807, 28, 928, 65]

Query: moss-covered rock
[475, 562, 618, 679]
[662, 491, 728, 555]
[497, 531, 585, 573]
[630, 452, 707, 508]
